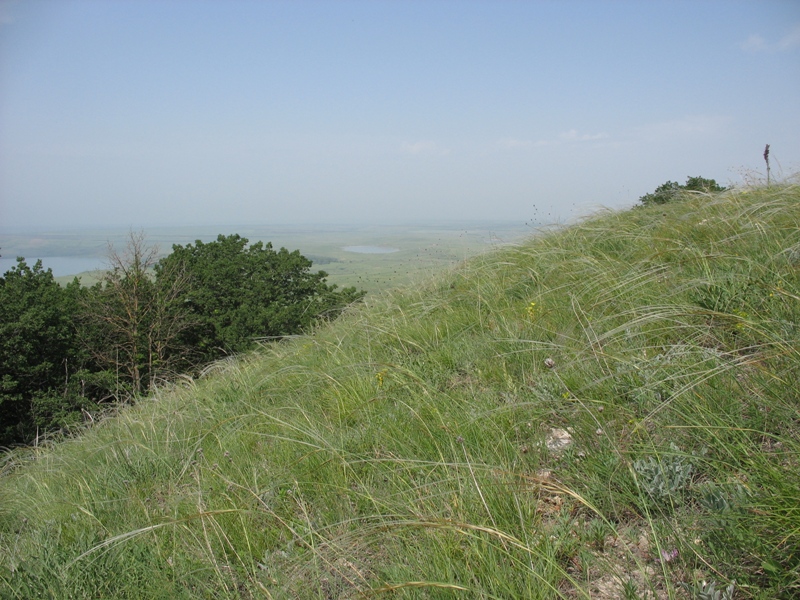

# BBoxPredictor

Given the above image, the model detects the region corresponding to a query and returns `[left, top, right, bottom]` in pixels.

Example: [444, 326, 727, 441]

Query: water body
[0, 256, 104, 277]
[342, 246, 400, 254]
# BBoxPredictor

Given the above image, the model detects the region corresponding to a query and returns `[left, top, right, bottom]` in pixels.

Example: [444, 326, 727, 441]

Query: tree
[639, 176, 726, 206]
[682, 176, 726, 194]
[0, 233, 364, 446]
[156, 234, 364, 363]
[0, 259, 88, 446]
[78, 231, 195, 396]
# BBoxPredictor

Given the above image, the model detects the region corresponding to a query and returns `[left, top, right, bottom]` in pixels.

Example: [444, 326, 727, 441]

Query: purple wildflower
[656, 548, 679, 563]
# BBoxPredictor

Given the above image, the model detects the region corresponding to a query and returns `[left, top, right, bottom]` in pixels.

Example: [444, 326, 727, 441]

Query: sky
[1, 0, 798, 231]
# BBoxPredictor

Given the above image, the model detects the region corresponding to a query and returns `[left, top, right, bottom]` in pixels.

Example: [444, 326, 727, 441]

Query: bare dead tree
[146, 256, 198, 387]
[78, 231, 195, 397]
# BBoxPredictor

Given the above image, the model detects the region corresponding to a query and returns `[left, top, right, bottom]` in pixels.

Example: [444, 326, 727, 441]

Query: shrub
[639, 176, 726, 206]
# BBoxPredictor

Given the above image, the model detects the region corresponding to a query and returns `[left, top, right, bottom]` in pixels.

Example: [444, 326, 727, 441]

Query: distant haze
[1, 0, 798, 231]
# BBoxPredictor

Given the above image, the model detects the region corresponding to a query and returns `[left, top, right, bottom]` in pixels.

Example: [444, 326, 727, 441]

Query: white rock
[545, 428, 573, 451]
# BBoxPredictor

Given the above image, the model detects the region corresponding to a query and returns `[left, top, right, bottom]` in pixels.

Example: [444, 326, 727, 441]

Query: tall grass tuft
[1, 182, 798, 598]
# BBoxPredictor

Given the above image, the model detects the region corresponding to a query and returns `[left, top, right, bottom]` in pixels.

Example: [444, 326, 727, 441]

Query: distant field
[0, 222, 533, 293]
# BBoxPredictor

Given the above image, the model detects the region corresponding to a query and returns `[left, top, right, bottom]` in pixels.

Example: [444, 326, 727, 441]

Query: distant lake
[343, 246, 400, 254]
[0, 256, 104, 277]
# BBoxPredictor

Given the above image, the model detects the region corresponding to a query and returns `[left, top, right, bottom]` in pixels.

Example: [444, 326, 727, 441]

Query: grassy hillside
[1, 184, 798, 599]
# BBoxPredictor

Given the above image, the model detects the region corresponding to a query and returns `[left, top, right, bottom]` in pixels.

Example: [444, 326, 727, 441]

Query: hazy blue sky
[1, 0, 798, 230]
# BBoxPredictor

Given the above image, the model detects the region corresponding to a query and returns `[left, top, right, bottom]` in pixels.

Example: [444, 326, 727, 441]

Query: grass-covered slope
[1, 184, 798, 599]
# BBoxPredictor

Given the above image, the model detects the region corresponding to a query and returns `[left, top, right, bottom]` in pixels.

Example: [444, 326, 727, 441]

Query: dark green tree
[0, 233, 364, 446]
[683, 176, 726, 194]
[638, 180, 682, 206]
[156, 234, 364, 363]
[639, 176, 726, 206]
[0, 259, 90, 446]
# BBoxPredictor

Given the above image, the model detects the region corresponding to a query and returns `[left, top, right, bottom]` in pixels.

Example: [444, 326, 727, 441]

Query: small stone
[595, 428, 604, 435]
[544, 358, 556, 369]
[545, 428, 573, 451]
